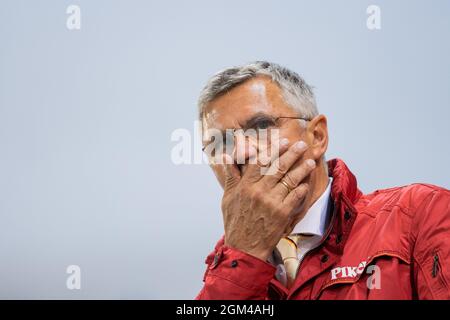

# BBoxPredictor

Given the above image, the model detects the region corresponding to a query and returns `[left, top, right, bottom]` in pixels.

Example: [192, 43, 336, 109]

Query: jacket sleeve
[196, 237, 276, 300]
[412, 186, 450, 299]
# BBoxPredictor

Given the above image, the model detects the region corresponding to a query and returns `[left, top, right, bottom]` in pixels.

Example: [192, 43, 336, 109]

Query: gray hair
[198, 61, 318, 120]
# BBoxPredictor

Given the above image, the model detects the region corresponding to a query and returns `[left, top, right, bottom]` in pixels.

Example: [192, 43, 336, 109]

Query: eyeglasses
[201, 116, 310, 157]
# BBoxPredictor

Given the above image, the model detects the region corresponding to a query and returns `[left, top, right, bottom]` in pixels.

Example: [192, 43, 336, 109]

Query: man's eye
[254, 119, 275, 130]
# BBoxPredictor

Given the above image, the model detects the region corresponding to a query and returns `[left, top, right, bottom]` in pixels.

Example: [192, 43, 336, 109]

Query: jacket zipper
[432, 253, 439, 278]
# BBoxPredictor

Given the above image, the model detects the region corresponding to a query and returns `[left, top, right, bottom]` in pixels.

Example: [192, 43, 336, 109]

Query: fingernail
[280, 138, 289, 146]
[294, 141, 306, 151]
[306, 159, 316, 168]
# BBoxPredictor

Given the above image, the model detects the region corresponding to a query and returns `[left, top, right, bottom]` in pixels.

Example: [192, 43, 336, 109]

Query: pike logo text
[331, 261, 367, 280]
[330, 260, 381, 289]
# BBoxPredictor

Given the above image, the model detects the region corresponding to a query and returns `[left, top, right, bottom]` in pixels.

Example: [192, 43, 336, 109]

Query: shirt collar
[291, 177, 333, 237]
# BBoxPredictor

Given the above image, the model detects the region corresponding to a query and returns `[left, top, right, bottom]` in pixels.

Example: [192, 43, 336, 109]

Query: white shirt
[272, 177, 333, 285]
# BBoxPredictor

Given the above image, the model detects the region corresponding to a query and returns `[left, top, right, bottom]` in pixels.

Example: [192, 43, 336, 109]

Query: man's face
[202, 76, 314, 188]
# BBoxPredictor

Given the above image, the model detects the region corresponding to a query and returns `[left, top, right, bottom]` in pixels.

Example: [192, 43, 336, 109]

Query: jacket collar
[319, 158, 362, 259]
[328, 158, 362, 207]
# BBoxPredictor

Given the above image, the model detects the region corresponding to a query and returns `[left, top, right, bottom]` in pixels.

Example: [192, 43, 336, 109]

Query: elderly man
[195, 61, 450, 300]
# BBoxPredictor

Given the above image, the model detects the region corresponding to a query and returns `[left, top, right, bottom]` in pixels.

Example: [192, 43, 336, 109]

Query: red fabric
[196, 158, 450, 300]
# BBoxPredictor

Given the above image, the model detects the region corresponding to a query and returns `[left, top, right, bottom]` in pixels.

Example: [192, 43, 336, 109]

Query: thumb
[222, 154, 241, 190]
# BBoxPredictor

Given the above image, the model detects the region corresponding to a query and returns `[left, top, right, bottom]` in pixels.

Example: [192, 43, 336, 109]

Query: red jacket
[196, 159, 450, 300]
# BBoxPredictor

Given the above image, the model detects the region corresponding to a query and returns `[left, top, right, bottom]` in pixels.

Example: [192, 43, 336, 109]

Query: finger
[276, 158, 316, 198]
[242, 138, 290, 182]
[222, 154, 241, 190]
[283, 182, 309, 213]
[260, 140, 308, 185]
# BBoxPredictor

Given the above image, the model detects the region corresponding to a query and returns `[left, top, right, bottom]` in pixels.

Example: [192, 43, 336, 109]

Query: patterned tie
[276, 234, 304, 288]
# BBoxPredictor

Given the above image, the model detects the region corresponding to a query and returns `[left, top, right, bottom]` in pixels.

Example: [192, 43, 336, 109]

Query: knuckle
[276, 162, 289, 176]
[291, 163, 312, 182]
[294, 183, 308, 199]
[299, 182, 309, 191]
[293, 189, 302, 200]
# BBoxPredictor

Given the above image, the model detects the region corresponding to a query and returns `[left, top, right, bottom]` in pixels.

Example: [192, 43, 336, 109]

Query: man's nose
[232, 132, 258, 165]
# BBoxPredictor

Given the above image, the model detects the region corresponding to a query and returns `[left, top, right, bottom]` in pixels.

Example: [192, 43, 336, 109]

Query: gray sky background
[0, 0, 449, 299]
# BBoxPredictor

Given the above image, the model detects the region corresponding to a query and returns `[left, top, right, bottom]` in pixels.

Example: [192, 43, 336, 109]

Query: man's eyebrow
[241, 112, 276, 129]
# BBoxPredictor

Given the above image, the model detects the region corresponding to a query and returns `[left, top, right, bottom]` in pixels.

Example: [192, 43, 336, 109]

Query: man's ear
[306, 114, 328, 160]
